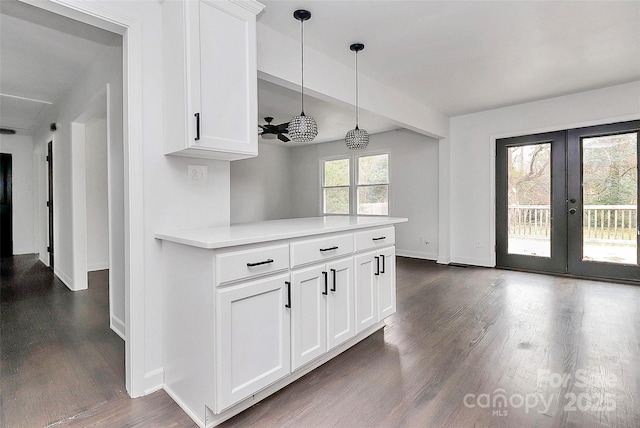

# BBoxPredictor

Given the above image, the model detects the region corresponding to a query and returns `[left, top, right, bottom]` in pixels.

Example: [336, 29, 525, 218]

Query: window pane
[582, 133, 637, 265]
[358, 185, 388, 215]
[324, 159, 350, 187]
[507, 143, 551, 257]
[358, 154, 388, 185]
[324, 187, 350, 214]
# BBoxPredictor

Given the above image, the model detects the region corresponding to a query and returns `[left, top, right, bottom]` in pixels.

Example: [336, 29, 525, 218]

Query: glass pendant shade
[346, 43, 368, 150]
[345, 126, 369, 150]
[288, 113, 318, 142]
[288, 10, 317, 142]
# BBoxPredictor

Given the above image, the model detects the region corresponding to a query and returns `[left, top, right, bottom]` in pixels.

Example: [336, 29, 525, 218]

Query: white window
[322, 153, 389, 216]
[322, 158, 350, 214]
[357, 153, 389, 215]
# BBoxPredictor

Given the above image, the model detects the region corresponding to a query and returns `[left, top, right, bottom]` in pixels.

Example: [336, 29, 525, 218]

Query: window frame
[356, 151, 390, 216]
[321, 155, 352, 215]
[320, 150, 390, 217]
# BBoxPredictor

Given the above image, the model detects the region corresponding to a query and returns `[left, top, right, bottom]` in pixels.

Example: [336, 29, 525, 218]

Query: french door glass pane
[582, 133, 637, 265]
[357, 185, 388, 215]
[324, 187, 350, 214]
[507, 143, 551, 257]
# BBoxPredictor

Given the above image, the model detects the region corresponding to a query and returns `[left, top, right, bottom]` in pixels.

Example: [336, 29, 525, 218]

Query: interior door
[0, 153, 12, 257]
[47, 141, 54, 269]
[567, 121, 640, 280]
[496, 131, 567, 273]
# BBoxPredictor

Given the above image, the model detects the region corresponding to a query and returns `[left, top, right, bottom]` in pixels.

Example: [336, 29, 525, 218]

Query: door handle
[374, 256, 380, 276]
[569, 208, 577, 215]
[380, 254, 386, 274]
[194, 113, 200, 141]
[330, 269, 337, 292]
[322, 271, 328, 295]
[285, 281, 291, 309]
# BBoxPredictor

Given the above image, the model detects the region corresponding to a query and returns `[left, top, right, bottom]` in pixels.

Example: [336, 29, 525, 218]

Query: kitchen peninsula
[156, 216, 407, 427]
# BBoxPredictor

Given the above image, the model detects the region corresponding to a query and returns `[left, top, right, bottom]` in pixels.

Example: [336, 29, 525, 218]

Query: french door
[496, 120, 640, 282]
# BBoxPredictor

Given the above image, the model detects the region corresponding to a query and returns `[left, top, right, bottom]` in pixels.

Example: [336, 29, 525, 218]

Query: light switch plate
[188, 165, 208, 186]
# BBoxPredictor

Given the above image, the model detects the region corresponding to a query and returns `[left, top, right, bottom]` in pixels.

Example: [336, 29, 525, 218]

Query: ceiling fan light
[288, 113, 318, 142]
[345, 127, 369, 150]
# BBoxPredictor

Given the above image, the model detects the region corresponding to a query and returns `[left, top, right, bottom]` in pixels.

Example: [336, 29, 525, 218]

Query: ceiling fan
[258, 117, 290, 142]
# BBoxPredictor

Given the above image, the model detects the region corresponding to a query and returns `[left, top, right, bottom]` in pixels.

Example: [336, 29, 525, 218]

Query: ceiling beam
[256, 22, 449, 140]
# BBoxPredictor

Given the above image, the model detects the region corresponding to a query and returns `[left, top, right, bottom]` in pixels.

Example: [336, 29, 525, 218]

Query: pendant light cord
[300, 18, 305, 114]
[355, 50, 359, 128]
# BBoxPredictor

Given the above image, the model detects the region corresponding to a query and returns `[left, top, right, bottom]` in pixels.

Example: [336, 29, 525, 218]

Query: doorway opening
[496, 120, 640, 282]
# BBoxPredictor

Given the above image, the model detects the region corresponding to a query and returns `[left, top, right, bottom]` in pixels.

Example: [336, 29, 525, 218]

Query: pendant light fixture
[345, 43, 369, 150]
[287, 9, 318, 142]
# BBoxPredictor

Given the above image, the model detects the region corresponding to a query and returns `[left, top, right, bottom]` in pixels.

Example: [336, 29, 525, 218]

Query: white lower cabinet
[159, 221, 404, 427]
[291, 257, 355, 371]
[215, 273, 291, 412]
[354, 247, 396, 334]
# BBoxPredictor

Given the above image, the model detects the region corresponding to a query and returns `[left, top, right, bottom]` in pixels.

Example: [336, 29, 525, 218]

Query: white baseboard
[436, 256, 451, 265]
[39, 251, 48, 266]
[110, 315, 126, 341]
[144, 368, 164, 395]
[396, 249, 438, 260]
[451, 256, 495, 268]
[88, 261, 109, 272]
[54, 267, 74, 290]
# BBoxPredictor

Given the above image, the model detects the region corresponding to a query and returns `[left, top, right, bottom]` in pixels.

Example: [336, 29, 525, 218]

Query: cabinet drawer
[291, 233, 353, 267]
[216, 244, 289, 285]
[354, 227, 395, 252]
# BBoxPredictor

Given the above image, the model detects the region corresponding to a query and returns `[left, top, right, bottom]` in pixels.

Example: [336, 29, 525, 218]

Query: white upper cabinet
[163, 0, 264, 160]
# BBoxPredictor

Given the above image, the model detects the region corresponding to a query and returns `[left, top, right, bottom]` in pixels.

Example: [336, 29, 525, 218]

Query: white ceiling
[0, 0, 119, 132]
[257, 1, 640, 117]
[2, 1, 638, 139]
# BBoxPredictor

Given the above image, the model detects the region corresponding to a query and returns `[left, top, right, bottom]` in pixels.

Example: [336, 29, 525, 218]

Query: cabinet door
[354, 251, 378, 333]
[188, 0, 257, 156]
[291, 265, 327, 370]
[378, 247, 396, 320]
[216, 274, 290, 412]
[326, 258, 355, 350]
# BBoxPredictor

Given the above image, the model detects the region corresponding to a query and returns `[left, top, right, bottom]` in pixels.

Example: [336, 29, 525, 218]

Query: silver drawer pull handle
[372, 236, 386, 241]
[246, 259, 274, 267]
[319, 246, 338, 252]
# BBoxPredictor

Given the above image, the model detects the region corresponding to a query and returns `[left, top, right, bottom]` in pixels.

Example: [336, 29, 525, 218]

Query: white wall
[447, 81, 640, 267]
[85, 118, 109, 271]
[231, 142, 292, 223]
[23, 0, 234, 396]
[290, 129, 440, 259]
[0, 134, 35, 254]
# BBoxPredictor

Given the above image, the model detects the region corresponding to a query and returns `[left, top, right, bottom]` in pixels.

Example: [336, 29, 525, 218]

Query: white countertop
[155, 216, 408, 249]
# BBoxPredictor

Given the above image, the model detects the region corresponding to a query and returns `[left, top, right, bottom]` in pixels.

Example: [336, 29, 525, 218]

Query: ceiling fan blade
[275, 123, 290, 132]
[278, 133, 290, 142]
[258, 124, 267, 130]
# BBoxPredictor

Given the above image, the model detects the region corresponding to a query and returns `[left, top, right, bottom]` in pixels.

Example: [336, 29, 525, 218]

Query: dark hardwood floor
[2, 255, 639, 427]
[0, 255, 193, 427]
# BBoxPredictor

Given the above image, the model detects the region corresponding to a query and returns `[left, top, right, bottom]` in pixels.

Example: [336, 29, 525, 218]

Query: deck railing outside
[508, 205, 638, 242]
